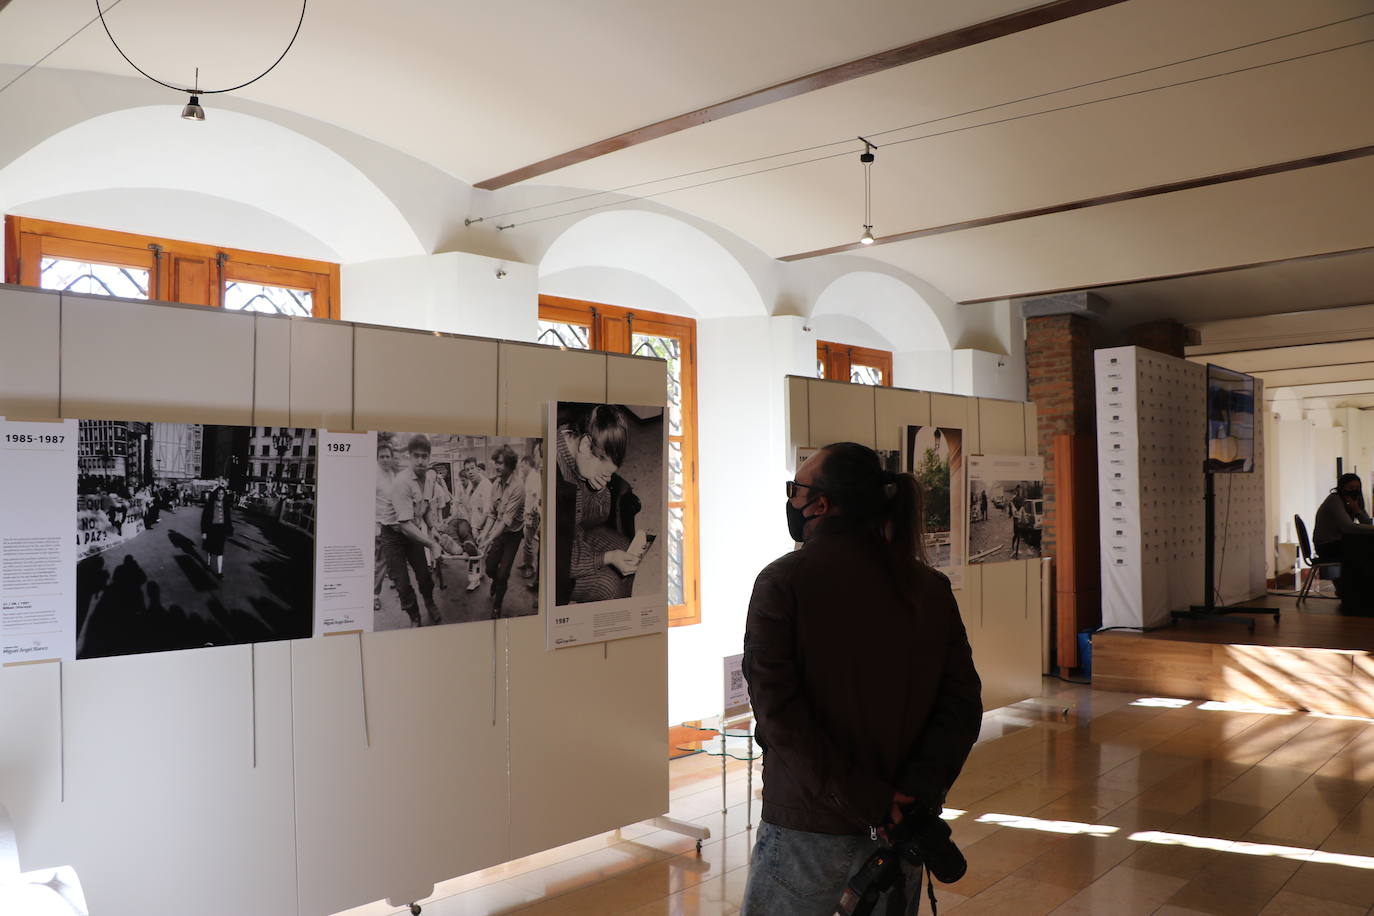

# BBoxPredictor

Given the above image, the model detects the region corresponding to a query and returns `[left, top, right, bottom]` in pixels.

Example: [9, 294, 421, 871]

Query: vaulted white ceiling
[1, 0, 1372, 317]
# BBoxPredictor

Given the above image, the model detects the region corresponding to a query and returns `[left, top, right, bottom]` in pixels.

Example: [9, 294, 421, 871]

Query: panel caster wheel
[410, 905, 421, 915]
[695, 839, 703, 854]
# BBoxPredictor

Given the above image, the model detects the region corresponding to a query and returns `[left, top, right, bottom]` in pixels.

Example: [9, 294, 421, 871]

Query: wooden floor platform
[1094, 595, 1374, 718]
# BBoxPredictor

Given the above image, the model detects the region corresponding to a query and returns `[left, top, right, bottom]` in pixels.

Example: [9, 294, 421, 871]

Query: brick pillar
[1022, 292, 1105, 672]
[1026, 313, 1098, 558]
[1128, 319, 1189, 358]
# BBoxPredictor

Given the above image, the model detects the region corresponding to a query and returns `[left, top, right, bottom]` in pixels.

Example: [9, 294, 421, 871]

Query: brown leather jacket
[743, 521, 982, 835]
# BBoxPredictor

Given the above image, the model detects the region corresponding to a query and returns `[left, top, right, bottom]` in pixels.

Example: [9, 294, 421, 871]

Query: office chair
[1294, 515, 1341, 602]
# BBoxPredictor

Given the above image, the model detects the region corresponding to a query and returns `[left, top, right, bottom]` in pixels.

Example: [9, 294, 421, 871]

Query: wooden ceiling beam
[473, 0, 1129, 190]
[781, 145, 1374, 266]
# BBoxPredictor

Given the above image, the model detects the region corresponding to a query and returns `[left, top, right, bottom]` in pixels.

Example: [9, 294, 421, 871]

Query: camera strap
[883, 862, 939, 916]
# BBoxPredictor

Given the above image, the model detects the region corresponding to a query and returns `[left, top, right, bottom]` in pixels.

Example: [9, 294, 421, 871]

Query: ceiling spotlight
[181, 95, 205, 121]
[858, 136, 877, 247]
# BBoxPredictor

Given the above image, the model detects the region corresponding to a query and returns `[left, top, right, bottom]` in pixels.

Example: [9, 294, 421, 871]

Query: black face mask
[786, 495, 823, 542]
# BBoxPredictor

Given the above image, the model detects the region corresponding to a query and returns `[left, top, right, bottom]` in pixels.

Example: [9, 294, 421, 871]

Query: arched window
[5, 216, 339, 318]
[816, 340, 893, 386]
[537, 295, 702, 627]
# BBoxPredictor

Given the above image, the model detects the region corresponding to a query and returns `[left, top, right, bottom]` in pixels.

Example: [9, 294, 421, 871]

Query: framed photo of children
[901, 425, 967, 590]
[546, 401, 668, 650]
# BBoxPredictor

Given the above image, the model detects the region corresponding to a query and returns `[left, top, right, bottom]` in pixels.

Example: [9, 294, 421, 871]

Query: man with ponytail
[741, 442, 982, 916]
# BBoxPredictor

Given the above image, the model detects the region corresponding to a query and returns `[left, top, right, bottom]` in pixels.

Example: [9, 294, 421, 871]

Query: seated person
[1313, 473, 1374, 596]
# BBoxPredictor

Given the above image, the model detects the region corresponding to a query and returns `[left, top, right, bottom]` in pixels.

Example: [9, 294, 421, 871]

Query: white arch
[811, 271, 952, 351]
[538, 210, 767, 318]
[0, 106, 424, 264]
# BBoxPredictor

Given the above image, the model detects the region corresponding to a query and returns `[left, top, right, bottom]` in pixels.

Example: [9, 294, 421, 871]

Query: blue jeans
[741, 820, 921, 916]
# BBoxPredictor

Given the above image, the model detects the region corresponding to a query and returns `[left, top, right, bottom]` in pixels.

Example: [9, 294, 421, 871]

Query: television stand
[1171, 471, 1279, 633]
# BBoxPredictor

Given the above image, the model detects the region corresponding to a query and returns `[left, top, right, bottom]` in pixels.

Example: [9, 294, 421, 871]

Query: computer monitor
[1205, 364, 1255, 473]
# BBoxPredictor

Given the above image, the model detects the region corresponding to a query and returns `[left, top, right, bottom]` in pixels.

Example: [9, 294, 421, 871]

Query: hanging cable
[469, 12, 1374, 226]
[492, 34, 1374, 232]
[94, 0, 308, 95]
[0, 0, 130, 97]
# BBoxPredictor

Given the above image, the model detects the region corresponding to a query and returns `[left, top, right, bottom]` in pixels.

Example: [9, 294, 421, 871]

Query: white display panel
[0, 288, 671, 916]
[1096, 347, 1212, 628]
[315, 430, 378, 635]
[784, 376, 1041, 709]
[0, 418, 78, 664]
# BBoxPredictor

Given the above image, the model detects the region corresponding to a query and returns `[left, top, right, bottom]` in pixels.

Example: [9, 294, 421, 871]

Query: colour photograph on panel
[75, 422, 315, 659]
[968, 454, 1045, 563]
[903, 425, 967, 580]
[373, 432, 544, 628]
[1205, 364, 1256, 473]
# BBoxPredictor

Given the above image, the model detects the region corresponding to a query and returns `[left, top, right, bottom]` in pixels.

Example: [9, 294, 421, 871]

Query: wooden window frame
[539, 294, 702, 627]
[4, 215, 339, 318]
[817, 339, 893, 386]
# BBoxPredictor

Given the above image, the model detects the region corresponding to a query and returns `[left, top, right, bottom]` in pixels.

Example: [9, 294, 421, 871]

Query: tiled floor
[336, 679, 1374, 915]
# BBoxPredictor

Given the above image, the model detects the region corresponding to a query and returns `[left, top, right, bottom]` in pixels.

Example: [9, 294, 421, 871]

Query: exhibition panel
[502, 342, 669, 861]
[0, 286, 670, 916]
[978, 398, 1027, 455]
[253, 315, 293, 427]
[932, 391, 981, 456]
[287, 318, 354, 430]
[62, 644, 298, 915]
[807, 376, 878, 446]
[785, 375, 1044, 711]
[0, 285, 59, 417]
[352, 326, 500, 434]
[874, 386, 931, 452]
[60, 294, 257, 425]
[291, 625, 513, 916]
[507, 620, 669, 859]
[498, 341, 608, 438]
[1095, 346, 1267, 630]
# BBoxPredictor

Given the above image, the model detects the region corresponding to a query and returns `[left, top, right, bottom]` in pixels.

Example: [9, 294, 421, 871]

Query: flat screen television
[1205, 364, 1255, 473]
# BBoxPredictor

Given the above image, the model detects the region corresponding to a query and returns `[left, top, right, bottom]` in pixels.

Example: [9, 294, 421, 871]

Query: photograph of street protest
[75, 422, 315, 659]
[373, 432, 544, 629]
[968, 455, 1045, 563]
[903, 425, 967, 580]
[551, 402, 665, 608]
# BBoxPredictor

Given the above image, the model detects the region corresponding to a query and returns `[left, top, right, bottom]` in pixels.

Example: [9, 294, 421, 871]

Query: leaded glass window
[851, 364, 885, 386]
[537, 319, 591, 349]
[39, 257, 149, 299]
[537, 298, 700, 625]
[223, 281, 312, 316]
[633, 331, 686, 606]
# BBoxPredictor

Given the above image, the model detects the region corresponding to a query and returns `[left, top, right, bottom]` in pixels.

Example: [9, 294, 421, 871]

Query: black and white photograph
[968, 455, 1045, 564]
[902, 425, 967, 582]
[373, 432, 544, 629]
[75, 421, 316, 659]
[552, 402, 665, 608]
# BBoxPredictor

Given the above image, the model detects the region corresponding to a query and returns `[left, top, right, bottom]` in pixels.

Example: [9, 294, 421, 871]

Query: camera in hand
[835, 806, 965, 916]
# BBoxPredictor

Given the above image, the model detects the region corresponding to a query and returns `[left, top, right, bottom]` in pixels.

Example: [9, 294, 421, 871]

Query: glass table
[675, 715, 761, 829]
